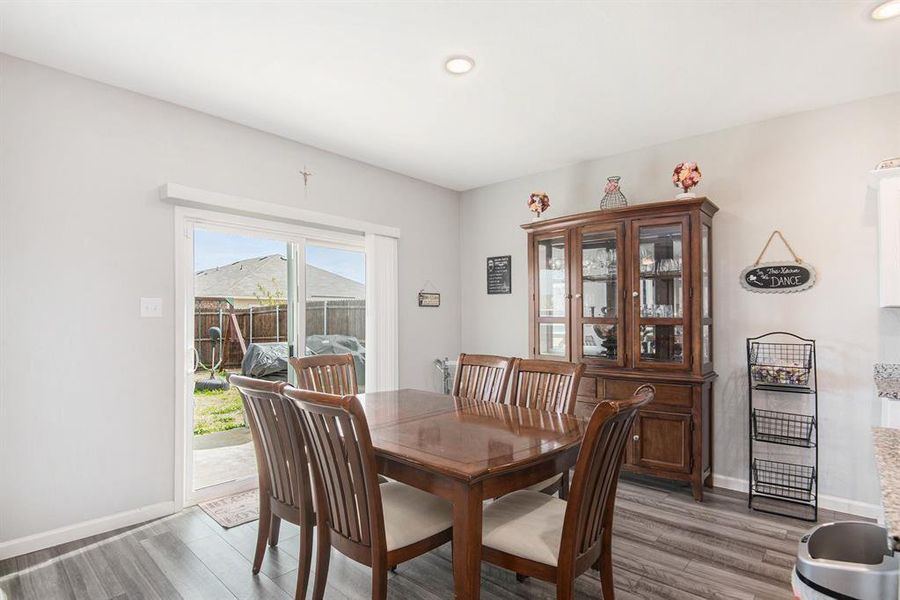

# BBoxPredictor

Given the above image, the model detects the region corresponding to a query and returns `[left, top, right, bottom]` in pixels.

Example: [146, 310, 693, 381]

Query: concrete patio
[192, 428, 256, 490]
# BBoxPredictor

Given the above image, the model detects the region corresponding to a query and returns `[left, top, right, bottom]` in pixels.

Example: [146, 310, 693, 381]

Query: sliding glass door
[180, 210, 367, 504]
[190, 226, 298, 494]
[303, 244, 366, 391]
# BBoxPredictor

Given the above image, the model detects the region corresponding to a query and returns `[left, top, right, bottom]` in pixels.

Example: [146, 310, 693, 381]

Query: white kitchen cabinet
[872, 167, 900, 308]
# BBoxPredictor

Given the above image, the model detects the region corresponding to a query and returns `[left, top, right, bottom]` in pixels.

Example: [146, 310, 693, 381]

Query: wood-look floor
[0, 477, 853, 600]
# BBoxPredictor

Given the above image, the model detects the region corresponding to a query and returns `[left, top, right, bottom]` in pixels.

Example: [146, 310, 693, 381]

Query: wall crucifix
[299, 166, 314, 188]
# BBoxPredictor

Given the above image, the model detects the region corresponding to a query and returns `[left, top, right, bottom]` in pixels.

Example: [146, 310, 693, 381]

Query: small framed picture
[418, 292, 441, 307]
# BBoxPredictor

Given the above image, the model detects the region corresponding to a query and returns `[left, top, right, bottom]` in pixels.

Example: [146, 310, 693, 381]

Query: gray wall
[460, 93, 900, 511]
[0, 55, 461, 543]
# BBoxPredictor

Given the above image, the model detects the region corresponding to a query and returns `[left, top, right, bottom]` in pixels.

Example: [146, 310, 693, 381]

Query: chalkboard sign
[740, 262, 816, 293]
[487, 255, 512, 294]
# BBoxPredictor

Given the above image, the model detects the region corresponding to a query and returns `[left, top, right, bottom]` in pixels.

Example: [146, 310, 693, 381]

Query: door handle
[632, 291, 639, 298]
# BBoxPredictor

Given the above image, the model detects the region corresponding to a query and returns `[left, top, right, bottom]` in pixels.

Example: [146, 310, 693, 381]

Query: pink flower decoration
[672, 161, 702, 192]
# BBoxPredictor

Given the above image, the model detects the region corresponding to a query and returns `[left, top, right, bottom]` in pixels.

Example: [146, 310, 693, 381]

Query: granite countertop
[873, 427, 900, 536]
[875, 363, 900, 400]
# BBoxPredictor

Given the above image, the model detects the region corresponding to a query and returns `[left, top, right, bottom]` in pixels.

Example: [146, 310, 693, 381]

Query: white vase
[676, 191, 697, 200]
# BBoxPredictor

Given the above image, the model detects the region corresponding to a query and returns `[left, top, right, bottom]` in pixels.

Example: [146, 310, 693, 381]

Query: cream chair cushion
[482, 489, 567, 566]
[380, 482, 453, 551]
[524, 472, 563, 492]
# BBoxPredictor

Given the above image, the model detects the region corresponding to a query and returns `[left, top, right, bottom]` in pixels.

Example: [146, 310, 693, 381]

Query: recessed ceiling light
[445, 56, 475, 75]
[872, 0, 900, 20]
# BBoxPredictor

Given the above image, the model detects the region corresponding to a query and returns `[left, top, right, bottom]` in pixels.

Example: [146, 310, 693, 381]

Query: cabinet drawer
[603, 379, 693, 408]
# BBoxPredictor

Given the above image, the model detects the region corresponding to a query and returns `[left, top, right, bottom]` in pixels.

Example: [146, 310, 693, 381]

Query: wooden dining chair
[509, 359, 585, 414]
[480, 385, 655, 600]
[230, 375, 316, 600]
[289, 354, 358, 395]
[453, 353, 515, 403]
[509, 358, 585, 498]
[282, 386, 454, 600]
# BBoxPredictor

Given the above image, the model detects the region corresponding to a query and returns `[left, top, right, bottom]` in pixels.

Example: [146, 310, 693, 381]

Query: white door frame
[173, 206, 365, 508]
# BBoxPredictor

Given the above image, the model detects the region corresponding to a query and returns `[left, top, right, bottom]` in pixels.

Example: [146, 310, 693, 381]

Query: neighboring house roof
[195, 254, 365, 300]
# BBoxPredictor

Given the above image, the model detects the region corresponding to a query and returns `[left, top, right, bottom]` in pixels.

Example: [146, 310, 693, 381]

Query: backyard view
[191, 228, 366, 491]
[193, 370, 243, 435]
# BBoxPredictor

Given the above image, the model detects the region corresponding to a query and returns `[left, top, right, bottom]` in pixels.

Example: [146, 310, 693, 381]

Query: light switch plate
[140, 297, 163, 318]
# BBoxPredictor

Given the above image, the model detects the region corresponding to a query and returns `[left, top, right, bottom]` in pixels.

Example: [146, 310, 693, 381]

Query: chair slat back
[283, 386, 383, 550]
[231, 375, 312, 513]
[509, 359, 585, 415]
[561, 385, 654, 564]
[452, 353, 515, 403]
[290, 354, 358, 396]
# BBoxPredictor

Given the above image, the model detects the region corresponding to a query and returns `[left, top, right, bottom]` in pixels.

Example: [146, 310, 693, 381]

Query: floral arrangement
[528, 192, 550, 217]
[672, 161, 702, 195]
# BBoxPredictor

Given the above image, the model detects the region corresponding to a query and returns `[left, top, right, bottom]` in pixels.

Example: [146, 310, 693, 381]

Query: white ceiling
[1, 1, 898, 191]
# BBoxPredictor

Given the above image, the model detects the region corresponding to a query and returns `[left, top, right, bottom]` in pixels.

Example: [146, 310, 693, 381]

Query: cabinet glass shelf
[638, 272, 683, 279]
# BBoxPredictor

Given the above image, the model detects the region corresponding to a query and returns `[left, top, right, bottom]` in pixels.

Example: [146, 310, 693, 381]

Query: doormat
[199, 488, 259, 528]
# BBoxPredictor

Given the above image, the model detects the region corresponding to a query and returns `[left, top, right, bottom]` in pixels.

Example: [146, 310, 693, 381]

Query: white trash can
[794, 522, 898, 600]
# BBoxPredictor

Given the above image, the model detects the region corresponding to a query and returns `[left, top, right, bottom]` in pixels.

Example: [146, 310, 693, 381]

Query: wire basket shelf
[749, 341, 813, 388]
[752, 459, 816, 503]
[752, 409, 816, 447]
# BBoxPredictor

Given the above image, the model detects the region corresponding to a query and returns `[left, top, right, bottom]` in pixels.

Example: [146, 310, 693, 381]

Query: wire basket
[749, 341, 812, 388]
[600, 176, 628, 209]
[752, 409, 816, 447]
[752, 459, 816, 502]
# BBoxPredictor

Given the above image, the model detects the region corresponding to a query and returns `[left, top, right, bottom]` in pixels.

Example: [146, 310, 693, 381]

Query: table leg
[451, 480, 482, 600]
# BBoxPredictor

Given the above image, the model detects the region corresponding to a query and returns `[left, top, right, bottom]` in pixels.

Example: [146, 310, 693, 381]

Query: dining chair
[282, 386, 454, 600]
[509, 358, 585, 498]
[230, 375, 316, 600]
[453, 353, 515, 403]
[291, 353, 392, 486]
[480, 384, 655, 600]
[289, 353, 358, 395]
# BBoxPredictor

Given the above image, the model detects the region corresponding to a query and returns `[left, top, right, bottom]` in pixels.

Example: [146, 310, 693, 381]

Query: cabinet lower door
[632, 411, 692, 473]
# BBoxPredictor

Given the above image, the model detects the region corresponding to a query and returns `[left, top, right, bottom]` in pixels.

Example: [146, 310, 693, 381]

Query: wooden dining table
[356, 388, 587, 600]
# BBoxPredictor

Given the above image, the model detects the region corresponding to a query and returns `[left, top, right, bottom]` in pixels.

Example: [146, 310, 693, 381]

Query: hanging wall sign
[418, 292, 441, 307]
[487, 256, 512, 294]
[741, 231, 817, 293]
[418, 280, 441, 307]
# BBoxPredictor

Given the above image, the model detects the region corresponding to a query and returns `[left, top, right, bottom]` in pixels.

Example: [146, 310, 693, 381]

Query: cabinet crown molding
[521, 197, 719, 231]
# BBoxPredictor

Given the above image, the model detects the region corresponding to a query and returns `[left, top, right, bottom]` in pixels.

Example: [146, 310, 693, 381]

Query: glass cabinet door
[575, 224, 624, 365]
[701, 222, 712, 366]
[632, 217, 690, 368]
[534, 233, 569, 359]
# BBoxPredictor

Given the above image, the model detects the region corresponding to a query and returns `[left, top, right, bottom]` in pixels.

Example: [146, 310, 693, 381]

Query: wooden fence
[194, 299, 365, 369]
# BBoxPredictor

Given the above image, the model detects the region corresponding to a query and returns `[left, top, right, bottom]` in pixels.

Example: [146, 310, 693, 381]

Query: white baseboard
[0, 476, 881, 561]
[0, 501, 176, 561]
[184, 476, 257, 508]
[713, 474, 883, 520]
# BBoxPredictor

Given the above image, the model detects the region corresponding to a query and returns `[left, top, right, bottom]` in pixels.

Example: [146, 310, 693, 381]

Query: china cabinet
[523, 197, 717, 500]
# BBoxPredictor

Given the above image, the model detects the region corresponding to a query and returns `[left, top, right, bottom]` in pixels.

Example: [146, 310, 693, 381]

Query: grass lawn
[193, 371, 246, 436]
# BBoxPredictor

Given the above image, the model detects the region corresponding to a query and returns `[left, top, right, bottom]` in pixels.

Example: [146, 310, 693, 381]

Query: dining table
[356, 388, 588, 600]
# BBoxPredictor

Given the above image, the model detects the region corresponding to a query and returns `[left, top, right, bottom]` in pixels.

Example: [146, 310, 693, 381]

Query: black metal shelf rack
[747, 332, 818, 521]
